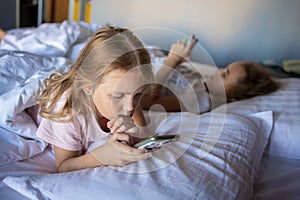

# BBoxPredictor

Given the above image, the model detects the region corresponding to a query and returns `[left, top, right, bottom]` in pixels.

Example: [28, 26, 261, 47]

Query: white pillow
[216, 78, 300, 159]
[4, 111, 273, 200]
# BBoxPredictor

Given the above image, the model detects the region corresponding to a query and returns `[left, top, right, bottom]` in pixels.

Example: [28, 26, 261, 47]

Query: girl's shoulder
[51, 89, 71, 112]
[46, 89, 74, 122]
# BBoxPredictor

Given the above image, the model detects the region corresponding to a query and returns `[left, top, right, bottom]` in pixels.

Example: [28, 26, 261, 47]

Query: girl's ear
[84, 87, 93, 95]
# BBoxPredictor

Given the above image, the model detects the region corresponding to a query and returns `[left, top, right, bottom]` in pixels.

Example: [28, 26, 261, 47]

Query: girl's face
[218, 62, 247, 92]
[93, 68, 146, 120]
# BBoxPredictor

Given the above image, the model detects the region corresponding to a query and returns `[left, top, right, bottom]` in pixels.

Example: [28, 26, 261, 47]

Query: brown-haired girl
[142, 35, 280, 113]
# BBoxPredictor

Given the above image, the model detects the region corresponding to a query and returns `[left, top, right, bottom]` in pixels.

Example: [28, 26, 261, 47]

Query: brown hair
[38, 26, 153, 122]
[226, 62, 280, 102]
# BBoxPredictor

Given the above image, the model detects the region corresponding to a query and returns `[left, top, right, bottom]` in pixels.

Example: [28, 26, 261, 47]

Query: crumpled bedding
[0, 21, 105, 165]
[0, 50, 71, 165]
[0, 21, 103, 58]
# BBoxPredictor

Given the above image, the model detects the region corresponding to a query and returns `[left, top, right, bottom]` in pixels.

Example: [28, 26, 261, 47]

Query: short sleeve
[36, 117, 82, 151]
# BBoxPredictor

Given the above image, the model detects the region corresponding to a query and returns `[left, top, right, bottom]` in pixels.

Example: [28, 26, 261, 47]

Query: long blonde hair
[38, 26, 153, 121]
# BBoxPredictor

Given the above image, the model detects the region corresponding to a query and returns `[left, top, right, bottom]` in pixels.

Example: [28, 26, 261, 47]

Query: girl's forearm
[155, 58, 179, 85]
[57, 153, 104, 173]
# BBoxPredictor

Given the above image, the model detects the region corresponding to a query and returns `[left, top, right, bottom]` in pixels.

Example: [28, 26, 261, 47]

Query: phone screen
[134, 135, 179, 151]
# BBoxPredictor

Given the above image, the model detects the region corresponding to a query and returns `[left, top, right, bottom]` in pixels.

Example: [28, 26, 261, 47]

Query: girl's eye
[112, 93, 124, 99]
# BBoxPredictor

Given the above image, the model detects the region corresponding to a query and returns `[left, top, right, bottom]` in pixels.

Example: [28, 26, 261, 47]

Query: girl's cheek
[111, 103, 123, 116]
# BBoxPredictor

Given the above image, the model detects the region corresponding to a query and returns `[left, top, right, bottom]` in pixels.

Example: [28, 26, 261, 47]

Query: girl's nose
[123, 96, 135, 115]
[218, 68, 225, 77]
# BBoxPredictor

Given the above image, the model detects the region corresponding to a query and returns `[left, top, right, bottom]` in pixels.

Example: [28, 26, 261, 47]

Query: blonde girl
[37, 26, 155, 173]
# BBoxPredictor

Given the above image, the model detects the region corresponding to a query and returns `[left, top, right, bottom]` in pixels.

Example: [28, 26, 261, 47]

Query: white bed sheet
[2, 111, 273, 200]
[215, 78, 300, 159]
[254, 154, 300, 200]
[0, 143, 56, 200]
[1, 144, 299, 200]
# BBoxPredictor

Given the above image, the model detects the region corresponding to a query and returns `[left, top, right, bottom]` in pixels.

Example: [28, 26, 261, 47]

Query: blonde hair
[226, 62, 280, 102]
[38, 26, 153, 121]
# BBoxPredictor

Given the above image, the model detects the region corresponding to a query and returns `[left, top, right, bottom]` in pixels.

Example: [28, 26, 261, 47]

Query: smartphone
[134, 134, 180, 151]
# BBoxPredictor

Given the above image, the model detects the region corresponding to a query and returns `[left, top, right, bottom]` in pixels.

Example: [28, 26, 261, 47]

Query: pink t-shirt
[36, 92, 109, 152]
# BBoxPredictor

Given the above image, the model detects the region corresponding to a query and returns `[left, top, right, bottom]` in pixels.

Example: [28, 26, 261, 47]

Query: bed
[0, 21, 299, 200]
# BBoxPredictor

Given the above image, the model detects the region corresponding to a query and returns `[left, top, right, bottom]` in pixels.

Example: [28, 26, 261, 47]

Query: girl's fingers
[108, 115, 134, 133]
[112, 133, 148, 153]
[187, 35, 198, 49]
[118, 141, 152, 160]
[112, 126, 141, 146]
[116, 122, 136, 133]
[111, 132, 130, 143]
[121, 144, 149, 154]
[124, 126, 140, 135]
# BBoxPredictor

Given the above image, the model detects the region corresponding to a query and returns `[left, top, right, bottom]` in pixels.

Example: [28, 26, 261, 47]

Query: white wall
[91, 0, 300, 66]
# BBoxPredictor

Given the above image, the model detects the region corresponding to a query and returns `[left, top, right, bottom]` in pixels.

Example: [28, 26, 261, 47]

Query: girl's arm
[54, 131, 152, 173]
[155, 35, 198, 87]
[54, 146, 101, 173]
[141, 35, 198, 112]
[54, 108, 152, 173]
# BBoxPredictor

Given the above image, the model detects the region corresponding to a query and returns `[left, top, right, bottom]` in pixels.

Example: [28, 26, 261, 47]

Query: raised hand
[166, 34, 198, 67]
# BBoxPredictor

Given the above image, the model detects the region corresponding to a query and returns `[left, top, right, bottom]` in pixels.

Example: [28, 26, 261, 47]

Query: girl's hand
[90, 132, 152, 167]
[107, 115, 138, 134]
[166, 35, 198, 67]
[107, 115, 143, 145]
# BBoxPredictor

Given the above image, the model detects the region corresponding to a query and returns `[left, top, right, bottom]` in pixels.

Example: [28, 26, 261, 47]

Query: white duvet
[0, 21, 103, 58]
[0, 50, 71, 165]
[0, 21, 103, 165]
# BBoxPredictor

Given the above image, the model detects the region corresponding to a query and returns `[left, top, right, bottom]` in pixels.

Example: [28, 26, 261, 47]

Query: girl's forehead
[101, 68, 147, 91]
[103, 69, 127, 81]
